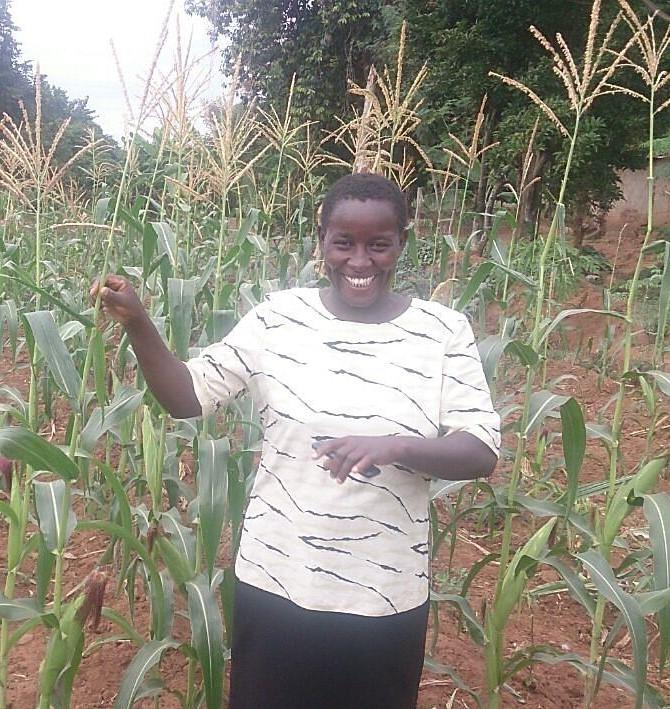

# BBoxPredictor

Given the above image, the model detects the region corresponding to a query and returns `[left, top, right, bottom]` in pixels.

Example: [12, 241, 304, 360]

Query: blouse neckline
[312, 287, 414, 325]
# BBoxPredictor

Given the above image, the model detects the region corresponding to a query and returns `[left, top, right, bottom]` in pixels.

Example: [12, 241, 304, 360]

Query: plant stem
[586, 82, 657, 709]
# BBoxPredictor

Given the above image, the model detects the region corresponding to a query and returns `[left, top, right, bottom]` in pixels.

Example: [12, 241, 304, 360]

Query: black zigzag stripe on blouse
[186, 288, 500, 617]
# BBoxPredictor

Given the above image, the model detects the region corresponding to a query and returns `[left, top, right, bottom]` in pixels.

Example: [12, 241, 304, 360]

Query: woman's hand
[90, 274, 201, 418]
[90, 275, 146, 328]
[313, 432, 497, 483]
[313, 436, 401, 484]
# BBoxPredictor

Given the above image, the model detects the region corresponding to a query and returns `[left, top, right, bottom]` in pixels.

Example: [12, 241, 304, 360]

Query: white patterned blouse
[186, 287, 500, 617]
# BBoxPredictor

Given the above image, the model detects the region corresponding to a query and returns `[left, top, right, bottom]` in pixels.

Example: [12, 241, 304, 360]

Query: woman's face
[319, 198, 405, 312]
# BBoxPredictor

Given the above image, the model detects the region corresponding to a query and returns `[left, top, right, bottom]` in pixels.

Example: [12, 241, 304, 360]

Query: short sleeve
[185, 306, 264, 416]
[440, 315, 501, 456]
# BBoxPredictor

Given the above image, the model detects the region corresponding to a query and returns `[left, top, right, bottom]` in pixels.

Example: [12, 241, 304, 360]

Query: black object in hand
[311, 438, 381, 478]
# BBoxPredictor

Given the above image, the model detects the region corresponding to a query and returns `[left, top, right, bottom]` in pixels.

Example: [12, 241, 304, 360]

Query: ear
[399, 229, 408, 251]
[317, 223, 324, 246]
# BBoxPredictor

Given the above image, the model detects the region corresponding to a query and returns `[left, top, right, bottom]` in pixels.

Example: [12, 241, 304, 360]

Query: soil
[2, 227, 670, 708]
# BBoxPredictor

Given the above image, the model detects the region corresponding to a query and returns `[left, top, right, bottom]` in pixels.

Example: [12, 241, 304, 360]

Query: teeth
[344, 275, 375, 288]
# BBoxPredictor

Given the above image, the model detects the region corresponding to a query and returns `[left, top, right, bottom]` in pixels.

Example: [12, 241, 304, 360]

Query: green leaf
[152, 222, 177, 268]
[141, 408, 161, 516]
[114, 638, 179, 709]
[101, 608, 145, 647]
[585, 422, 615, 445]
[513, 493, 596, 541]
[505, 340, 539, 367]
[80, 385, 145, 453]
[455, 262, 494, 311]
[0, 500, 18, 526]
[0, 594, 42, 621]
[161, 510, 196, 571]
[486, 260, 537, 288]
[186, 575, 225, 709]
[657, 243, 670, 355]
[524, 390, 569, 437]
[0, 299, 18, 356]
[560, 397, 585, 516]
[142, 221, 158, 280]
[643, 493, 670, 670]
[493, 518, 556, 630]
[505, 646, 665, 708]
[0, 427, 78, 480]
[93, 197, 111, 224]
[156, 536, 195, 589]
[538, 308, 628, 346]
[578, 550, 647, 709]
[2, 269, 94, 327]
[39, 598, 86, 708]
[197, 436, 229, 577]
[23, 311, 82, 407]
[167, 278, 196, 361]
[34, 479, 76, 553]
[35, 533, 55, 608]
[99, 463, 133, 580]
[76, 520, 161, 585]
[429, 479, 472, 500]
[236, 208, 260, 246]
[542, 556, 595, 619]
[603, 457, 666, 547]
[0, 385, 27, 420]
[644, 370, 670, 397]
[245, 231, 268, 254]
[430, 591, 486, 645]
[637, 588, 670, 615]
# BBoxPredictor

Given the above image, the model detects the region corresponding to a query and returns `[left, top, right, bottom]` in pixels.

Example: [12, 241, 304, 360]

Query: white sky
[11, 0, 225, 139]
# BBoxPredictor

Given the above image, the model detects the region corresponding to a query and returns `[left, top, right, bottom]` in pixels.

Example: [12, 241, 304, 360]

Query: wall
[605, 157, 670, 233]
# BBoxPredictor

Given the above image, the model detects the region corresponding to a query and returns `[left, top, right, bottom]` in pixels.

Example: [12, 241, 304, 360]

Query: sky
[11, 0, 225, 140]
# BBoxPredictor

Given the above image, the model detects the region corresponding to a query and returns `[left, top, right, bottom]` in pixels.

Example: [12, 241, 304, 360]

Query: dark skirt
[230, 581, 429, 709]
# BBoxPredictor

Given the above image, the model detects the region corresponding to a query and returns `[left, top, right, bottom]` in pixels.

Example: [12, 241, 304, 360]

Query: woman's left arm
[314, 432, 496, 484]
[393, 431, 497, 480]
[314, 312, 500, 484]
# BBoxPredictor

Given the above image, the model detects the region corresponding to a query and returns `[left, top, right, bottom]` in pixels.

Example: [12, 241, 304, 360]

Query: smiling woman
[93, 172, 500, 709]
[318, 174, 410, 322]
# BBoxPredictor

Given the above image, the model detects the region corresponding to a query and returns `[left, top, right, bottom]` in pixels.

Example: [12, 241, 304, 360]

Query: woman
[92, 173, 499, 709]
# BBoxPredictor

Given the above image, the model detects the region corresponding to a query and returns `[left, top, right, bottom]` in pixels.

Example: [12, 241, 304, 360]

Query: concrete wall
[605, 157, 670, 233]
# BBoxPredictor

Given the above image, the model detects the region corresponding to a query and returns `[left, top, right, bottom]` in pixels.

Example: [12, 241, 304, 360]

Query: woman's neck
[318, 288, 411, 324]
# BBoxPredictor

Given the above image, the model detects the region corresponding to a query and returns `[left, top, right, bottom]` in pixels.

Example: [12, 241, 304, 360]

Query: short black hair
[320, 173, 408, 232]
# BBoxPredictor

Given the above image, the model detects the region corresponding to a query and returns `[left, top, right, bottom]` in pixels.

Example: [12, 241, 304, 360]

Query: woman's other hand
[313, 432, 497, 483]
[313, 436, 401, 484]
[90, 275, 146, 328]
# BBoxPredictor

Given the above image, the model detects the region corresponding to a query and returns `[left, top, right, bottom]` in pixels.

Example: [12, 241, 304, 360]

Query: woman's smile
[342, 273, 378, 288]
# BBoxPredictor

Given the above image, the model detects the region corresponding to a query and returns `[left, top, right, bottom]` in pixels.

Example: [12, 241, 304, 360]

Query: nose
[348, 244, 372, 269]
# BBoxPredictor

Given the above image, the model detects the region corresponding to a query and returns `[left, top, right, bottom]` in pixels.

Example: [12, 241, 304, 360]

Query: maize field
[1, 3, 670, 707]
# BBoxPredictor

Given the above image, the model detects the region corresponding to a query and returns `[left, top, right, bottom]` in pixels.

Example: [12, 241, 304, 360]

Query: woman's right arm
[91, 275, 202, 419]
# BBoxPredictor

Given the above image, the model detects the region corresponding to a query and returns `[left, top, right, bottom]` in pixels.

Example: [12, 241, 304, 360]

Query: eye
[332, 239, 352, 249]
[370, 241, 390, 252]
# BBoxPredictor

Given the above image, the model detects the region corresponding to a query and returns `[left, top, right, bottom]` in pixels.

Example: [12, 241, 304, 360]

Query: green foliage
[186, 0, 388, 127]
[0, 0, 29, 123]
[186, 0, 663, 229]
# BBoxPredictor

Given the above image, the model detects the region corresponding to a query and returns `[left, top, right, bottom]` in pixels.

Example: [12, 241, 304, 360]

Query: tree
[0, 0, 113, 172]
[0, 0, 29, 122]
[185, 0, 388, 125]
[190, 0, 669, 236]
